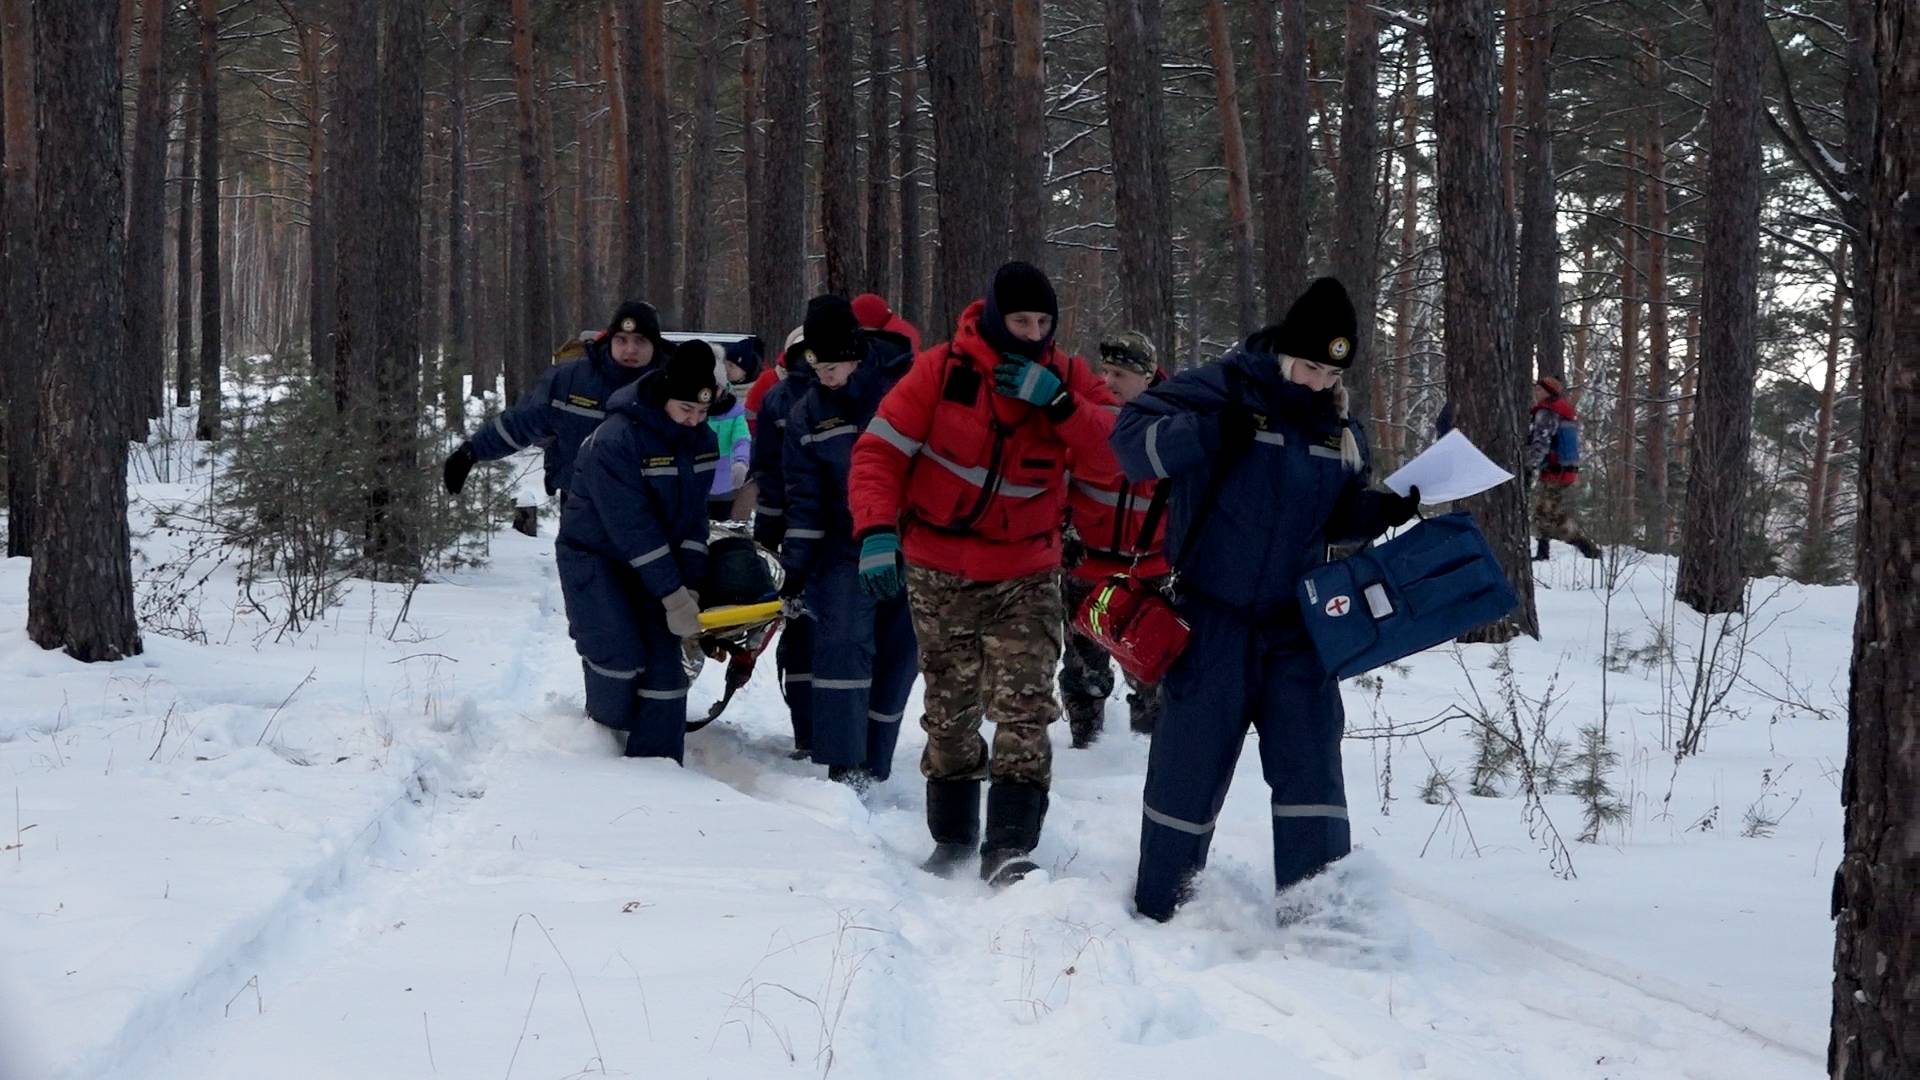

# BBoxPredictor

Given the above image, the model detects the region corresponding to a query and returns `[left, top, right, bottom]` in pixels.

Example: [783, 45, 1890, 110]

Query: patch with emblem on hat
[1329, 337, 1351, 363]
[620, 317, 638, 332]
[697, 387, 712, 404]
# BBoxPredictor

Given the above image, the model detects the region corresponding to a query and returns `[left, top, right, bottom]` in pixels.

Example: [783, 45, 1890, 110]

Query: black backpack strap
[1135, 479, 1174, 552]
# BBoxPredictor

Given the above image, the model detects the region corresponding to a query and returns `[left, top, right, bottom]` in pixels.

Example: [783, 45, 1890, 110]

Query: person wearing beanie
[552, 339, 723, 762]
[1057, 329, 1172, 748]
[442, 300, 669, 526]
[1526, 376, 1602, 561]
[748, 323, 818, 757]
[704, 342, 756, 521]
[779, 295, 919, 790]
[846, 260, 1122, 885]
[851, 292, 925, 353]
[1109, 275, 1423, 923]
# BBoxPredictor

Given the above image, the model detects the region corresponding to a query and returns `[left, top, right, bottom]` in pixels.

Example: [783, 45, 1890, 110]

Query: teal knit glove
[858, 531, 903, 599]
[993, 357, 1065, 406]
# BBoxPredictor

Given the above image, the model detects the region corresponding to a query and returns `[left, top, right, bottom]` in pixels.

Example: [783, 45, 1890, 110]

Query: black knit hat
[660, 339, 721, 404]
[990, 261, 1058, 320]
[801, 294, 861, 364]
[1257, 276, 1359, 369]
[606, 300, 667, 352]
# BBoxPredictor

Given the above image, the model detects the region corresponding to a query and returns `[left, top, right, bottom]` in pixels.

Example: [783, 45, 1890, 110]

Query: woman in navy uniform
[1109, 278, 1418, 921]
[556, 340, 724, 762]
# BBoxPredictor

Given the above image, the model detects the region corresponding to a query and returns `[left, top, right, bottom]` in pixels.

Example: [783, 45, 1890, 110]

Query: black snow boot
[1532, 536, 1551, 562]
[1574, 536, 1602, 560]
[512, 505, 540, 537]
[828, 765, 875, 794]
[1067, 706, 1104, 749]
[979, 781, 1050, 886]
[922, 778, 982, 877]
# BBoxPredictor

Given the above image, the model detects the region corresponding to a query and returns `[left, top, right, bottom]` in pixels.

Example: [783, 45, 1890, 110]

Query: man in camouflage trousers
[1526, 376, 1601, 560]
[907, 566, 1064, 787]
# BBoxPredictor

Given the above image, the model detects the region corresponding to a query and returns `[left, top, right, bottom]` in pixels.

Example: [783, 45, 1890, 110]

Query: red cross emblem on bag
[1325, 595, 1352, 617]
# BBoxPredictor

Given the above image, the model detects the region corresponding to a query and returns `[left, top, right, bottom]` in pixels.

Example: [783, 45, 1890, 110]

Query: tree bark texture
[1828, 2, 1917, 1068]
[820, 0, 861, 295]
[121, 0, 167, 442]
[444, 0, 470, 428]
[1103, 0, 1175, 361]
[509, 0, 552, 395]
[862, 0, 893, 295]
[26, 0, 140, 661]
[1254, 0, 1309, 310]
[1385, 33, 1422, 463]
[370, 0, 425, 567]
[332, 0, 377, 417]
[925, 0, 997, 336]
[302, 22, 331, 378]
[1330, 0, 1378, 424]
[2, 0, 39, 557]
[1431, 0, 1537, 640]
[763, 0, 807, 342]
[1803, 250, 1846, 574]
[1007, 0, 1046, 269]
[896, 0, 923, 325]
[173, 85, 195, 409]
[682, 0, 719, 328]
[1674, 0, 1764, 616]
[620, 0, 647, 301]
[193, 0, 220, 441]
[1510, 0, 1560, 389]
[1615, 137, 1639, 536]
[1204, 0, 1255, 331]
[642, 0, 674, 319]
[740, 0, 770, 343]
[1641, 40, 1670, 551]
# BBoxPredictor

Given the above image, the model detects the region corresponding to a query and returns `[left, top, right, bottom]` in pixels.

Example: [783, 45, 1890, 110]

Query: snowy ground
[1, 434, 1847, 1079]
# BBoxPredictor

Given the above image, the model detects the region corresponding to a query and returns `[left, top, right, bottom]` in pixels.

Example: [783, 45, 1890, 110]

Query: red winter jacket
[1529, 395, 1580, 487]
[848, 300, 1118, 582]
[1066, 373, 1171, 581]
[744, 366, 782, 435]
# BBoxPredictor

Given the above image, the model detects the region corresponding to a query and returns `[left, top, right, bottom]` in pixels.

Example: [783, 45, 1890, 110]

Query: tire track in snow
[81, 568, 570, 1080]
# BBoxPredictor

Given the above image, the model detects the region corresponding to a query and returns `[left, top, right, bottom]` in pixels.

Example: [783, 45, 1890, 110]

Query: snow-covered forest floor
[1, 421, 1848, 1079]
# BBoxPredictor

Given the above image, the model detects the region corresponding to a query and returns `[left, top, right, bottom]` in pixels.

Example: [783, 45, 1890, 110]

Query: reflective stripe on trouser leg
[978, 571, 1065, 788]
[626, 611, 690, 761]
[862, 588, 919, 782]
[907, 565, 990, 782]
[556, 548, 645, 732]
[1254, 647, 1351, 892]
[807, 559, 879, 771]
[776, 615, 814, 750]
[1135, 604, 1256, 920]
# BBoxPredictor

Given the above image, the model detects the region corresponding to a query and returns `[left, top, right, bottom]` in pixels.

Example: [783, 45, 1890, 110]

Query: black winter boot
[512, 505, 540, 537]
[1532, 536, 1550, 562]
[980, 781, 1050, 886]
[1574, 536, 1602, 560]
[922, 778, 982, 877]
[1067, 705, 1104, 749]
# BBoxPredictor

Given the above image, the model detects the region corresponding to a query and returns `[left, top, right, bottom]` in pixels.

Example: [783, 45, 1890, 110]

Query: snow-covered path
[2, 499, 1845, 1079]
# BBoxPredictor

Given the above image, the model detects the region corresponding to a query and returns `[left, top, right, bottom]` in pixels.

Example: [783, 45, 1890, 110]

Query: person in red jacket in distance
[846, 261, 1118, 884]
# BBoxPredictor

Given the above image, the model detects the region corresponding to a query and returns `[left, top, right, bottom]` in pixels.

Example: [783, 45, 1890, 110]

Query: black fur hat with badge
[660, 339, 722, 405]
[1249, 276, 1359, 369]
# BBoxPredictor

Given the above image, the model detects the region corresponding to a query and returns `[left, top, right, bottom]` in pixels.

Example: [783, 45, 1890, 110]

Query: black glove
[1382, 485, 1422, 528]
[753, 513, 787, 551]
[1217, 407, 1257, 454]
[443, 442, 477, 495]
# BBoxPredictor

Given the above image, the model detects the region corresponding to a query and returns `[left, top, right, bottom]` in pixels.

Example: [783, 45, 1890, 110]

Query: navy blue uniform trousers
[805, 556, 917, 780]
[777, 615, 815, 751]
[1134, 597, 1351, 919]
[557, 547, 692, 761]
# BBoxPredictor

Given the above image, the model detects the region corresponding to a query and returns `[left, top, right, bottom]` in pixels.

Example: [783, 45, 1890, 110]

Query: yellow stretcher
[697, 600, 783, 632]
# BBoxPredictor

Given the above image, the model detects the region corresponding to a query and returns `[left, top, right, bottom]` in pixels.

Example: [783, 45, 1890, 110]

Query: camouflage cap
[1097, 331, 1157, 375]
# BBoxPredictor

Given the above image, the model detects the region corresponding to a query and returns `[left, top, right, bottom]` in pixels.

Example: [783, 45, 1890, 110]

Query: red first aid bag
[1071, 576, 1190, 684]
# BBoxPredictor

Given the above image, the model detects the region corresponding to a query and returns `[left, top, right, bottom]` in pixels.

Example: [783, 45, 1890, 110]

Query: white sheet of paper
[1382, 430, 1514, 503]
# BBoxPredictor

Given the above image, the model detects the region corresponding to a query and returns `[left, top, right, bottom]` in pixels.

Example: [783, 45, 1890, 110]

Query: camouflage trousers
[1059, 573, 1163, 733]
[1531, 480, 1591, 544]
[905, 565, 1064, 788]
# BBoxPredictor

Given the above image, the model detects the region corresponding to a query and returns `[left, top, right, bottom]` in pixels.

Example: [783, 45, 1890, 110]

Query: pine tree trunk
[1006, 0, 1046, 269]
[620, 0, 647, 301]
[369, 0, 424, 567]
[121, 0, 166, 444]
[979, 0, 1013, 266]
[1674, 0, 1764, 616]
[819, 0, 860, 294]
[444, 0, 470, 428]
[1330, 0, 1378, 422]
[1103, 0, 1175, 360]
[1828, 4, 1917, 1065]
[1614, 138, 1639, 537]
[572, 25, 595, 327]
[896, 0, 923, 325]
[300, 22, 329, 376]
[642, 0, 674, 319]
[1511, 0, 1560, 389]
[862, 1, 893, 295]
[1641, 43, 1671, 552]
[332, 0, 378, 417]
[509, 0, 552, 396]
[193, 0, 220, 441]
[681, 1, 718, 328]
[1204, 0, 1255, 331]
[762, 0, 807, 340]
[925, 0, 996, 335]
[1253, 0, 1309, 308]
[174, 97, 196, 410]
[25, 0, 140, 661]
[1799, 255, 1846, 582]
[1386, 33, 1422, 464]
[1571, 237, 1592, 403]
[422, 104, 444, 389]
[1432, 0, 1537, 642]
[1, 0, 39, 557]
[740, 0, 768, 343]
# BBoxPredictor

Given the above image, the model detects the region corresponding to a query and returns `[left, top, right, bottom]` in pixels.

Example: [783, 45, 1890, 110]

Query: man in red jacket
[1526, 376, 1601, 560]
[1061, 331, 1168, 748]
[847, 261, 1118, 884]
